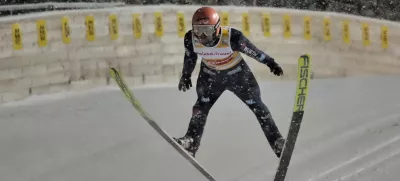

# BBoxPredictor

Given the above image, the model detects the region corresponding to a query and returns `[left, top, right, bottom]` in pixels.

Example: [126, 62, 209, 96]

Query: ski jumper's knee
[192, 98, 213, 117]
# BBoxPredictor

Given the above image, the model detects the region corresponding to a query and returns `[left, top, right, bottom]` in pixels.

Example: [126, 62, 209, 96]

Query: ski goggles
[192, 20, 220, 37]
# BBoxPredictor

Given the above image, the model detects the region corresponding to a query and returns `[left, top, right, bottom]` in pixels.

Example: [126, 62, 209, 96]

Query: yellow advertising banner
[85, 15, 95, 41]
[154, 12, 164, 37]
[283, 14, 291, 38]
[304, 16, 311, 40]
[36, 19, 47, 47]
[221, 12, 229, 26]
[133, 13, 142, 39]
[323, 17, 331, 41]
[262, 13, 270, 37]
[381, 25, 388, 49]
[362, 23, 370, 46]
[12, 23, 23, 50]
[242, 13, 250, 36]
[109, 14, 119, 40]
[177, 12, 186, 37]
[61, 16, 71, 44]
[342, 20, 350, 44]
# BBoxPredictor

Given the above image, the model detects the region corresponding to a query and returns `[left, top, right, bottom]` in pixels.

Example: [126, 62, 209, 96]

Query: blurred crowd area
[0, 0, 399, 21]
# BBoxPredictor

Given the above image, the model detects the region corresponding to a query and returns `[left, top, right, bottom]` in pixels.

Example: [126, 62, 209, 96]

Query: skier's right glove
[178, 74, 192, 92]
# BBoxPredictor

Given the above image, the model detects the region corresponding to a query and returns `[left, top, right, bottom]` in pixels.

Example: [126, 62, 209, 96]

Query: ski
[274, 54, 312, 181]
[109, 68, 217, 181]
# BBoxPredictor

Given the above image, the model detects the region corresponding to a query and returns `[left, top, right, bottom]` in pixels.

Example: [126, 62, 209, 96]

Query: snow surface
[1, 75, 400, 181]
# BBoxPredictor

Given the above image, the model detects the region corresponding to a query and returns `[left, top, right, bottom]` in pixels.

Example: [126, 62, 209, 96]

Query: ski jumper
[181, 26, 283, 155]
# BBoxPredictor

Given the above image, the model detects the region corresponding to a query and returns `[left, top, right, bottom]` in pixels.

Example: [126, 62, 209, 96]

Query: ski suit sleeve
[181, 31, 198, 78]
[230, 28, 276, 65]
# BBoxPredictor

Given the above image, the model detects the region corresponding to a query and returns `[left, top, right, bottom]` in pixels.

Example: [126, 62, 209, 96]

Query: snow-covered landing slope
[1, 75, 399, 181]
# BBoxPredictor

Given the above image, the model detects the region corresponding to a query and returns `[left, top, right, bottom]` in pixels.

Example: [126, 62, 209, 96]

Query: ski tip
[300, 53, 311, 59]
[109, 67, 118, 77]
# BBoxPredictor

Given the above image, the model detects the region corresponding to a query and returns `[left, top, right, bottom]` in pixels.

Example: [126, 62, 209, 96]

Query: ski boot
[173, 135, 198, 157]
[273, 137, 286, 158]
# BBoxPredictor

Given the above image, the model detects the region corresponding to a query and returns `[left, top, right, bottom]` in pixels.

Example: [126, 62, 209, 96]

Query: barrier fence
[7, 11, 391, 50]
[0, 5, 399, 103]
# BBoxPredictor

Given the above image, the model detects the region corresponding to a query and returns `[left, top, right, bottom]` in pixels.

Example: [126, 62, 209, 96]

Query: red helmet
[191, 7, 221, 46]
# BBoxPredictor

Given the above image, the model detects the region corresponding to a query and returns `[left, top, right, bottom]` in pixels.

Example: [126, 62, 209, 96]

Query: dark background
[0, 0, 399, 21]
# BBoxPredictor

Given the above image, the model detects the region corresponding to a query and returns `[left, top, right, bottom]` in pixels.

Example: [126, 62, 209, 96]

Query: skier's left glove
[178, 74, 192, 92]
[267, 62, 283, 76]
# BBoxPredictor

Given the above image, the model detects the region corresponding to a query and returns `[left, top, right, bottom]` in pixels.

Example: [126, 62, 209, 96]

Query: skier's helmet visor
[192, 24, 218, 37]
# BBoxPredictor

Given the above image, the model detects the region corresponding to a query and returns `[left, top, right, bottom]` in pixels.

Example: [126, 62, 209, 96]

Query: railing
[0, 2, 126, 17]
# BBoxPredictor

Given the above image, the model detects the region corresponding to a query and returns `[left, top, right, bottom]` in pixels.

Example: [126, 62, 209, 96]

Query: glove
[178, 74, 192, 92]
[267, 62, 283, 76]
